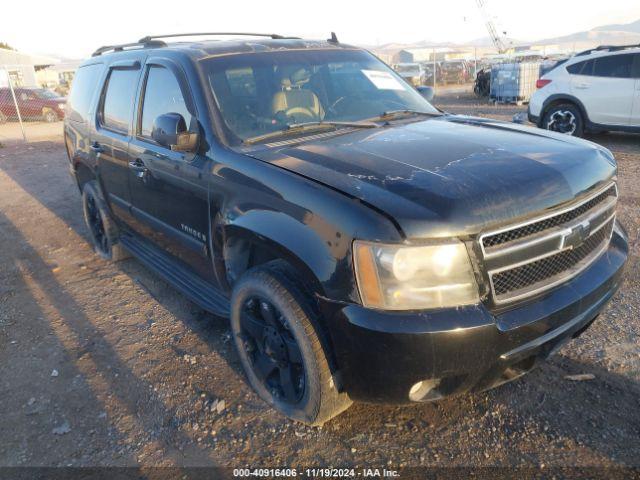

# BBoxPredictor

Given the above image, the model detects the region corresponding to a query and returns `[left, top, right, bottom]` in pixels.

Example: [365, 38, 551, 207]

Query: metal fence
[0, 63, 67, 144]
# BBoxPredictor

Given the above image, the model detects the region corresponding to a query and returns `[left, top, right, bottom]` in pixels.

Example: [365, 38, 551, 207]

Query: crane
[475, 0, 507, 53]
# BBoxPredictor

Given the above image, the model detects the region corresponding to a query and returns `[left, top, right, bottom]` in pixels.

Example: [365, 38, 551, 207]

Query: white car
[529, 45, 640, 136]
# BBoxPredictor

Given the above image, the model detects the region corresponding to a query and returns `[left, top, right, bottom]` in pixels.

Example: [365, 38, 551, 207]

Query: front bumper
[321, 226, 628, 404]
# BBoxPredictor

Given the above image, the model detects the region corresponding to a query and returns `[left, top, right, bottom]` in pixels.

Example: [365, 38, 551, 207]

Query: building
[36, 60, 82, 91]
[0, 48, 59, 88]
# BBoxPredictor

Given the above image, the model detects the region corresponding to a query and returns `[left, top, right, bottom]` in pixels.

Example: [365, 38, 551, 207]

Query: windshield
[33, 89, 59, 100]
[200, 49, 438, 143]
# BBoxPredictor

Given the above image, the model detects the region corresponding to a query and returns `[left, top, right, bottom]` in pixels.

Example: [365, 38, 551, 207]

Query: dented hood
[248, 115, 616, 239]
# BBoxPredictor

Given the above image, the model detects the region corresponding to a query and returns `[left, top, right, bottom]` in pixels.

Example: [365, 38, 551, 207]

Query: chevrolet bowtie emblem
[561, 220, 591, 250]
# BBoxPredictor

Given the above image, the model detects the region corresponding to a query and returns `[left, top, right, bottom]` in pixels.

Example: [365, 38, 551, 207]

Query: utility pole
[433, 48, 436, 89]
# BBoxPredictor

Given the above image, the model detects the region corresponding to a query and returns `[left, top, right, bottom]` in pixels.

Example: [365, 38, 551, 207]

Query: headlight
[58, 103, 66, 109]
[353, 240, 479, 310]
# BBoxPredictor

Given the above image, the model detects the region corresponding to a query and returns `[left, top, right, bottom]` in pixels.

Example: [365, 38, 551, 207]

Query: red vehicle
[0, 87, 66, 123]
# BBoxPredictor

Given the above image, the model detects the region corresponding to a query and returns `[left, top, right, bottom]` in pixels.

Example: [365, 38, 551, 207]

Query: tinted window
[100, 68, 139, 132]
[67, 63, 103, 122]
[593, 54, 634, 78]
[567, 59, 593, 75]
[140, 66, 191, 138]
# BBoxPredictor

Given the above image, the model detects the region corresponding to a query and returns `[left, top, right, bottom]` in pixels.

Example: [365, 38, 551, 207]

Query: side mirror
[416, 85, 435, 103]
[151, 112, 198, 152]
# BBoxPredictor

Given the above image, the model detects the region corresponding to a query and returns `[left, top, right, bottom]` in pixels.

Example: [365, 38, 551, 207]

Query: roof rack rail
[92, 39, 166, 57]
[138, 32, 300, 43]
[575, 43, 640, 56]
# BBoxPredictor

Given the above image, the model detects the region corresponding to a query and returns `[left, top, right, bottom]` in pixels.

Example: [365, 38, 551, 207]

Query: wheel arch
[217, 212, 334, 300]
[73, 160, 97, 191]
[541, 94, 590, 126]
[219, 217, 347, 377]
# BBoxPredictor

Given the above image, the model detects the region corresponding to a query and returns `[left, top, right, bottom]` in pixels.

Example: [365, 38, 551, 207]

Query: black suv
[64, 33, 628, 425]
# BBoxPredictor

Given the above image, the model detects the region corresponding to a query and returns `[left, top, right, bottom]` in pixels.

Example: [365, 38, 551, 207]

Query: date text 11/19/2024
[232, 467, 400, 477]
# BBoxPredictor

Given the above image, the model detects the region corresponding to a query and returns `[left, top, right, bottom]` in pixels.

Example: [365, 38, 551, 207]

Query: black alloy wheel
[85, 193, 110, 256]
[239, 296, 305, 404]
[543, 103, 584, 137]
[81, 180, 129, 262]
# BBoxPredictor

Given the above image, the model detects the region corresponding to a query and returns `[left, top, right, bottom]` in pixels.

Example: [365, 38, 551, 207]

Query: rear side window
[100, 68, 140, 133]
[566, 59, 593, 75]
[567, 54, 635, 78]
[67, 63, 103, 123]
[139, 66, 192, 138]
[593, 54, 634, 78]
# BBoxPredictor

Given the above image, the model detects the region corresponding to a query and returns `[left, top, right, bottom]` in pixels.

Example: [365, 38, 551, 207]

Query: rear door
[631, 53, 640, 127]
[93, 57, 144, 226]
[570, 53, 635, 125]
[127, 58, 215, 282]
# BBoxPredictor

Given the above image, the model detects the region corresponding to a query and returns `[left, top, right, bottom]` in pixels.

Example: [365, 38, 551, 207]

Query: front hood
[249, 115, 616, 239]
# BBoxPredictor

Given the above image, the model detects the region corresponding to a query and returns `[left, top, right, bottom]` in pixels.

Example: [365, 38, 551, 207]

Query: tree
[0, 42, 15, 51]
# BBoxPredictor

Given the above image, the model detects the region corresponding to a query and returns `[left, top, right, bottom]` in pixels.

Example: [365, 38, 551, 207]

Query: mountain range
[371, 18, 640, 53]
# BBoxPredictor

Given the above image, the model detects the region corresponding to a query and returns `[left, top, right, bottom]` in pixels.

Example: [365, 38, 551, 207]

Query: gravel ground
[0, 92, 639, 473]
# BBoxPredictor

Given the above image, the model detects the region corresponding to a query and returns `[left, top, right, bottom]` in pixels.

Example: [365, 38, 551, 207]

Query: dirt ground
[1, 91, 639, 473]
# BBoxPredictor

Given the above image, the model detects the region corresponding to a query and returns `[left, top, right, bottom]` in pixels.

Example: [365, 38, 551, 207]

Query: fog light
[408, 378, 441, 402]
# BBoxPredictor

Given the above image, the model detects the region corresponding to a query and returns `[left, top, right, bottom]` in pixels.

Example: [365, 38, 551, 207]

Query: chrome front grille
[480, 183, 617, 305]
[482, 185, 617, 249]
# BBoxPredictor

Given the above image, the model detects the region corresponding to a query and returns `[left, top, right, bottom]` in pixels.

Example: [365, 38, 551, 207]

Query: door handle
[90, 142, 103, 153]
[128, 159, 149, 180]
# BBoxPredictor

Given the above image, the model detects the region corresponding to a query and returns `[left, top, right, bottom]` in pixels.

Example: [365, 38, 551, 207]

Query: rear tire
[82, 180, 130, 262]
[543, 103, 584, 137]
[230, 261, 352, 425]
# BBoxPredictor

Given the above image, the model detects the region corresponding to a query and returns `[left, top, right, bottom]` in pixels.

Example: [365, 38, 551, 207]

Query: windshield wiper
[373, 110, 443, 121]
[243, 120, 377, 145]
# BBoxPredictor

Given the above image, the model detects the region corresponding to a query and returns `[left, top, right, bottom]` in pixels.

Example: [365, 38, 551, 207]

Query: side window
[67, 63, 103, 123]
[19, 91, 36, 101]
[566, 59, 593, 76]
[99, 68, 140, 133]
[140, 66, 192, 138]
[593, 54, 634, 78]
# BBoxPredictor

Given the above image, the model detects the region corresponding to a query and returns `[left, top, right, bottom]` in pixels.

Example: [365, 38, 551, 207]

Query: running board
[119, 234, 230, 317]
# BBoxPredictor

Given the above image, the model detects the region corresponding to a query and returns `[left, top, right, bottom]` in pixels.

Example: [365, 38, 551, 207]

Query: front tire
[543, 103, 584, 137]
[230, 261, 352, 425]
[42, 107, 58, 123]
[82, 180, 130, 262]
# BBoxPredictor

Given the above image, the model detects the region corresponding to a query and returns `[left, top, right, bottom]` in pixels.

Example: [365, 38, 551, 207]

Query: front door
[127, 60, 214, 282]
[93, 58, 143, 227]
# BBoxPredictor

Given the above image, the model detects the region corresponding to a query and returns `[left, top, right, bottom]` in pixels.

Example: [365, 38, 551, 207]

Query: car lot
[1, 91, 639, 469]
